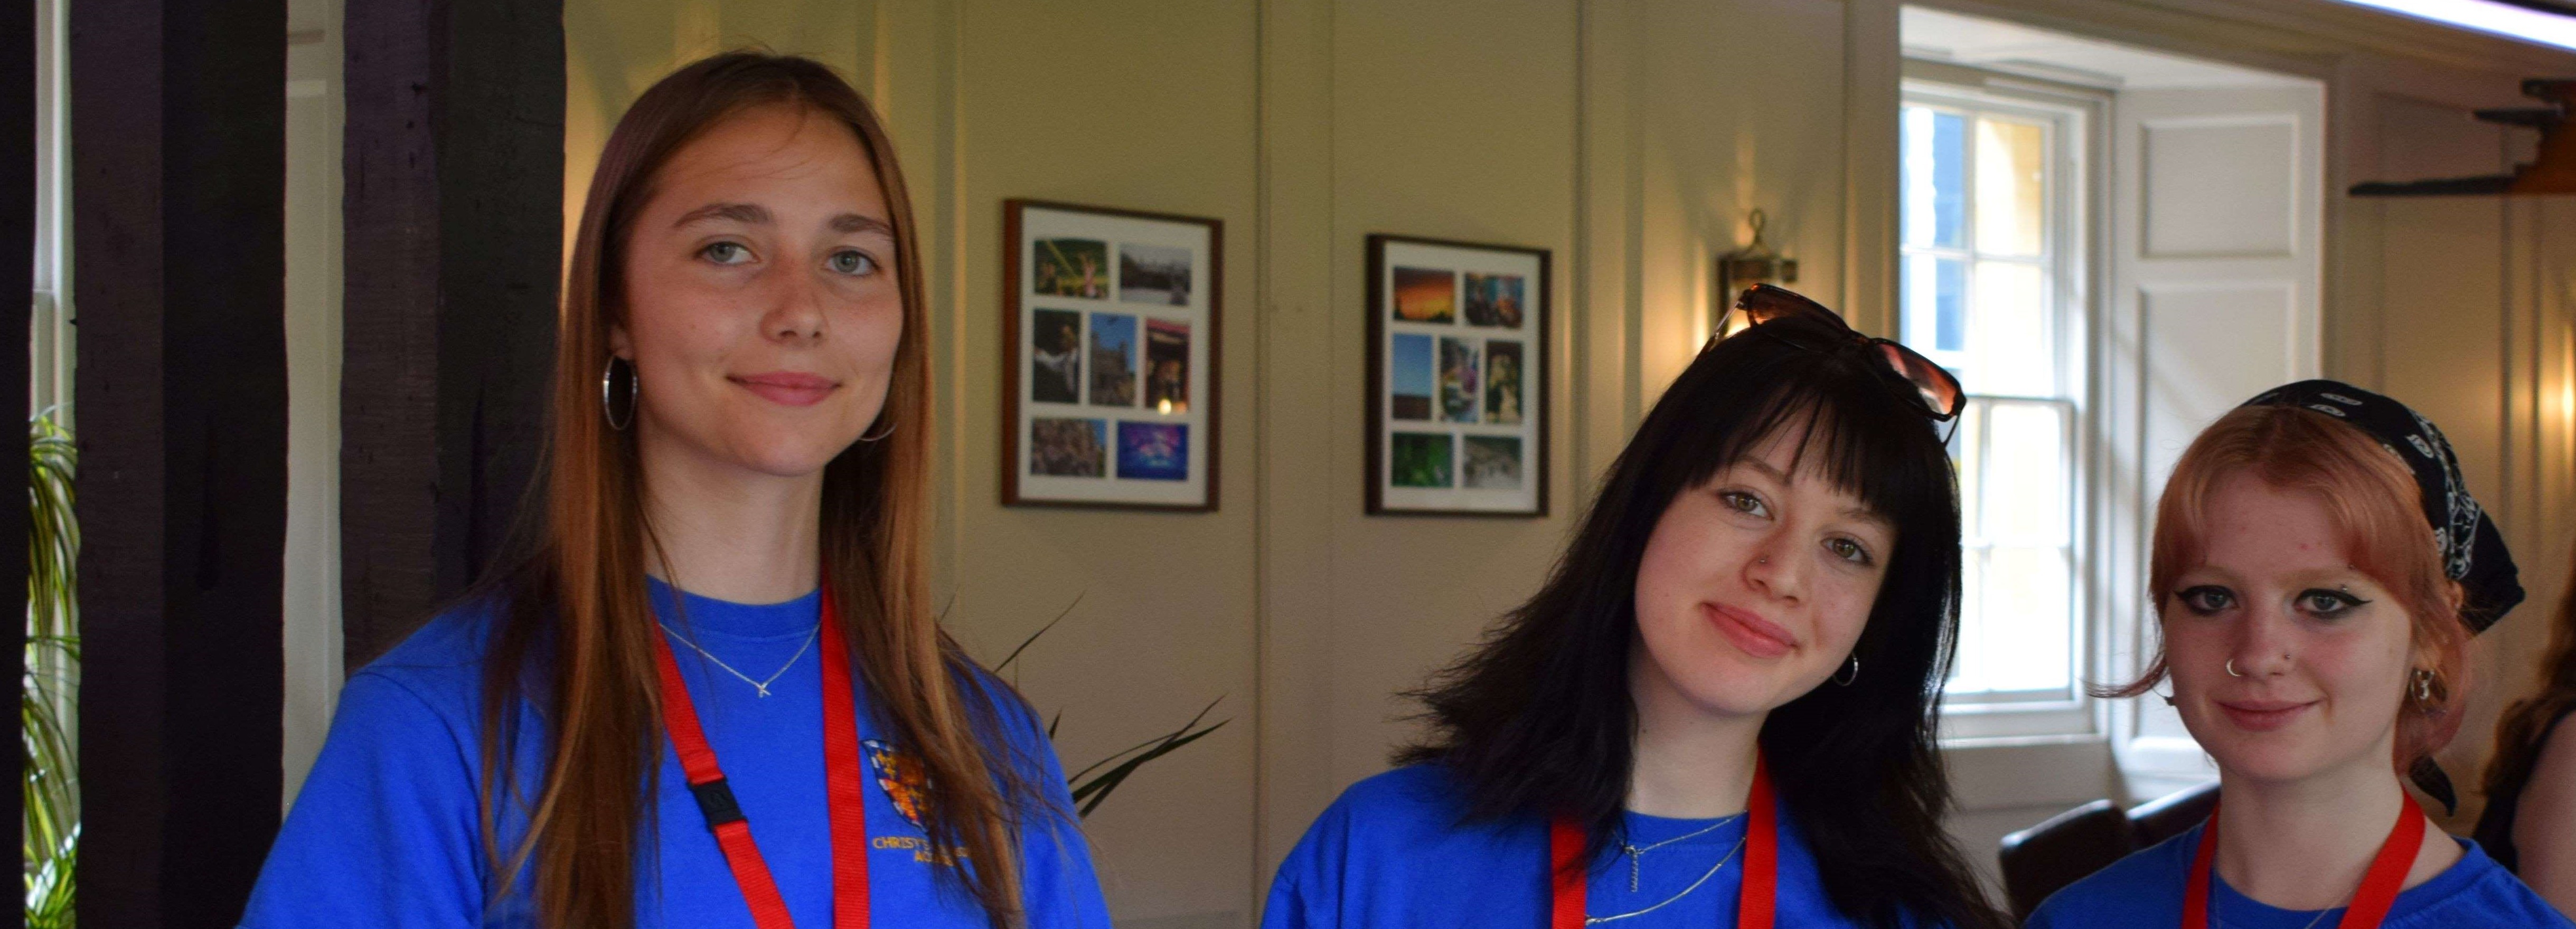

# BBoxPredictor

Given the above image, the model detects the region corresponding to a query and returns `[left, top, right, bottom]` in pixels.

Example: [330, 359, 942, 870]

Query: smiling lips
[2216, 698, 2317, 732]
[1703, 602, 1798, 659]
[732, 372, 838, 407]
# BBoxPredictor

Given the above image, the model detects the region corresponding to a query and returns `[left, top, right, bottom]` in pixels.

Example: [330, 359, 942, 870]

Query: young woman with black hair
[1262, 286, 2008, 928]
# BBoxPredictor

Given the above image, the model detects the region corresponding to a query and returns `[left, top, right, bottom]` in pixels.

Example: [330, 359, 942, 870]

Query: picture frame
[1366, 234, 1549, 517]
[1003, 199, 1221, 511]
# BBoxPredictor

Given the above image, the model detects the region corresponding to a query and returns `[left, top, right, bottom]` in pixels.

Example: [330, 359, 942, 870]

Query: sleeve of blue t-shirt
[1258, 782, 1352, 929]
[238, 668, 495, 928]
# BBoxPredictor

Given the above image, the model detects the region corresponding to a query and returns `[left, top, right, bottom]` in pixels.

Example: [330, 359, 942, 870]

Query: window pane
[1902, 107, 1967, 249]
[1952, 400, 1985, 537]
[1976, 117, 2047, 258]
[1952, 549, 1988, 686]
[1978, 545, 2074, 692]
[1967, 261, 2049, 396]
[1902, 253, 1970, 359]
[1983, 402, 2067, 546]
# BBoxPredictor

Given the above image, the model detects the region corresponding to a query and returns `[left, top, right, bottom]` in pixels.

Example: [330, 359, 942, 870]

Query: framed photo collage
[1003, 200, 1221, 511]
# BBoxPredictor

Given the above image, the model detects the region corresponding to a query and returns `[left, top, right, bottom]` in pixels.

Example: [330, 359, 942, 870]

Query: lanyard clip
[690, 777, 747, 828]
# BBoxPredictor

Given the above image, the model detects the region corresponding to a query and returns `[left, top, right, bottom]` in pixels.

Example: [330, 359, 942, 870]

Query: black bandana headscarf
[2241, 380, 2524, 628]
[2240, 380, 2525, 812]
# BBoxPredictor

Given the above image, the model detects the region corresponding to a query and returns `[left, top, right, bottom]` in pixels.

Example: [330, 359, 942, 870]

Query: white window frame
[1900, 69, 2110, 744]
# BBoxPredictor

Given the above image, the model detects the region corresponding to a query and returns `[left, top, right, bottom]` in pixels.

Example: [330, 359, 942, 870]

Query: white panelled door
[2102, 84, 2326, 802]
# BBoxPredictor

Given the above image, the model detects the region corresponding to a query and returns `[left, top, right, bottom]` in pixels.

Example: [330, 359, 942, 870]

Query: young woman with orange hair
[240, 53, 1107, 928]
[2029, 382, 2566, 929]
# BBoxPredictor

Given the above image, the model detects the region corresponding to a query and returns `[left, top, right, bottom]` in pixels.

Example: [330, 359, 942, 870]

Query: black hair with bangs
[1396, 311, 2006, 928]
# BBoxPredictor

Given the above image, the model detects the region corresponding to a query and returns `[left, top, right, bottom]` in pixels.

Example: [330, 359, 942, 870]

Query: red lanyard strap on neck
[1549, 753, 1777, 929]
[653, 583, 871, 928]
[2181, 790, 2425, 929]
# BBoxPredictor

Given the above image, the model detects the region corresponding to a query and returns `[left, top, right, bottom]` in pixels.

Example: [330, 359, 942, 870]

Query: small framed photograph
[1367, 234, 1548, 516]
[1004, 200, 1220, 510]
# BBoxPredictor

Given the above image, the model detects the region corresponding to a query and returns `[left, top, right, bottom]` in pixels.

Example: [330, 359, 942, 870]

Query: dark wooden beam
[341, 0, 563, 666]
[0, 2, 34, 926]
[71, 0, 288, 924]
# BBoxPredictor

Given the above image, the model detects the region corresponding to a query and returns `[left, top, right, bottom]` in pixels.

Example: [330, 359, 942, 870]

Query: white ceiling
[1901, 6, 2318, 90]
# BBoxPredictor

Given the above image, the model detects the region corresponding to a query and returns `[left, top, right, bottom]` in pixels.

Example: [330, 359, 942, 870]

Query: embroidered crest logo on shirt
[863, 738, 930, 831]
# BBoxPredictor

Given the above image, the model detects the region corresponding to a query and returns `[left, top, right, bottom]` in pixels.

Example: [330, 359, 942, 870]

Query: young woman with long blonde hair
[241, 53, 1108, 928]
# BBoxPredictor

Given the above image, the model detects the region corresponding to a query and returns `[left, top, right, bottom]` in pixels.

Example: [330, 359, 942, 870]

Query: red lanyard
[2180, 791, 2424, 929]
[1549, 753, 1778, 929]
[652, 584, 870, 928]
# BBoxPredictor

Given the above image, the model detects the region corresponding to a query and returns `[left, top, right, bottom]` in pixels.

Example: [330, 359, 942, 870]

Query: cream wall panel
[1635, 0, 1852, 388]
[945, 2, 1262, 924]
[1251, 0, 1342, 892]
[1319, 0, 1582, 794]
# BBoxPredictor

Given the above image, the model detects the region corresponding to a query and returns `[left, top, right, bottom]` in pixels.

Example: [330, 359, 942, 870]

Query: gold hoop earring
[2411, 667, 2445, 707]
[601, 356, 637, 431]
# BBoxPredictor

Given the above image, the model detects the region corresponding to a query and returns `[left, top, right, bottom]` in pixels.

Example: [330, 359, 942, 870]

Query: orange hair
[2104, 404, 2471, 773]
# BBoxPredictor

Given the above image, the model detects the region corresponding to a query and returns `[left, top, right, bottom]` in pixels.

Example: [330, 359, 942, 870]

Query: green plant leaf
[26, 410, 79, 925]
[1066, 697, 1228, 818]
[993, 594, 1082, 675]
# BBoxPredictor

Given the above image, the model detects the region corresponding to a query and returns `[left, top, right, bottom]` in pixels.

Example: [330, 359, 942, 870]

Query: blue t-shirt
[1263, 764, 1898, 928]
[2028, 822, 2574, 929]
[239, 580, 1112, 928]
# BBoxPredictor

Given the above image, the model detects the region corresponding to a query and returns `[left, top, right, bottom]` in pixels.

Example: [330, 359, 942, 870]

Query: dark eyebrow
[1735, 456, 1894, 530]
[674, 203, 892, 239]
[674, 202, 770, 227]
[830, 213, 895, 236]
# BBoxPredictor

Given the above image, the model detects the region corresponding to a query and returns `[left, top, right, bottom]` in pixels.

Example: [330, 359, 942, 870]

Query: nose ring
[2225, 659, 2242, 678]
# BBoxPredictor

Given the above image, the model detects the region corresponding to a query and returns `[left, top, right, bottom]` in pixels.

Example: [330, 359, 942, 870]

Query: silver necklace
[1620, 813, 1745, 892]
[658, 621, 820, 698]
[1587, 834, 1749, 925]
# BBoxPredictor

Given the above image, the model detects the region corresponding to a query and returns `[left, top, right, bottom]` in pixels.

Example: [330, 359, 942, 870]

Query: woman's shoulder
[1324, 764, 1479, 828]
[2398, 838, 2576, 928]
[2024, 822, 2199, 928]
[1290, 763, 1531, 864]
[1265, 763, 1542, 925]
[336, 595, 521, 726]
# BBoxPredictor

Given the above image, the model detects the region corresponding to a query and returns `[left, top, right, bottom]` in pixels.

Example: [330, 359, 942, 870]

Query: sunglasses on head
[1717, 283, 1967, 425]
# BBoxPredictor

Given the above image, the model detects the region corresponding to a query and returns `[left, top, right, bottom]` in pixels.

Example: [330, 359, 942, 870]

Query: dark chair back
[1996, 782, 2221, 921]
[1998, 800, 2136, 920]
[2128, 781, 2220, 847]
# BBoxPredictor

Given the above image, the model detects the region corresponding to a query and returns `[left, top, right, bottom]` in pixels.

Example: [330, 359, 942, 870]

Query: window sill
[1939, 736, 2116, 813]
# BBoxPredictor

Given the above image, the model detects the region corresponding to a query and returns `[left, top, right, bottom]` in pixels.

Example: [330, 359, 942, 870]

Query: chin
[2190, 724, 2347, 784]
[727, 434, 860, 478]
[1666, 656, 1811, 717]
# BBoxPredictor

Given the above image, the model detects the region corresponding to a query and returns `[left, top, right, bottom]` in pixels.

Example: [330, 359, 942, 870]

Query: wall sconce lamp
[1714, 209, 1798, 338]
